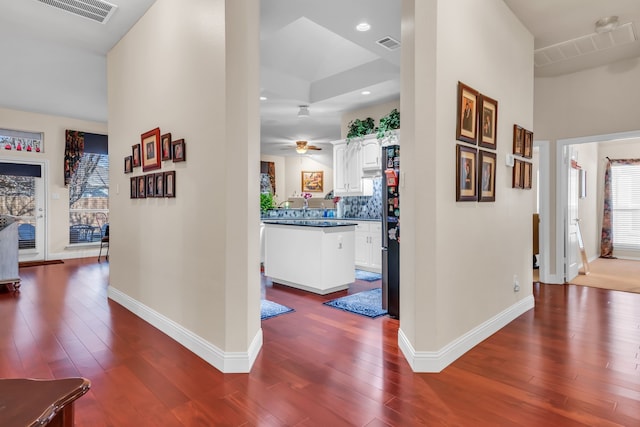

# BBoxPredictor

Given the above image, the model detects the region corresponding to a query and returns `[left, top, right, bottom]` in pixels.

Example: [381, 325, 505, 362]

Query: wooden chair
[0, 377, 90, 426]
[98, 224, 109, 262]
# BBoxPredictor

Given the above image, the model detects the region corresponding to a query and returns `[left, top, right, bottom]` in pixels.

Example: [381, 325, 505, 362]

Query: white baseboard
[398, 295, 535, 372]
[108, 286, 262, 373]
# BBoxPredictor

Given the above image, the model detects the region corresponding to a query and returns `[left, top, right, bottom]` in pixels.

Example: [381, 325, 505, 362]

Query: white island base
[263, 221, 355, 295]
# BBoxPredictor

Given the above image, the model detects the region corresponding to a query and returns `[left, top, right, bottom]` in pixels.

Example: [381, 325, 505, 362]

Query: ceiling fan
[281, 140, 322, 154]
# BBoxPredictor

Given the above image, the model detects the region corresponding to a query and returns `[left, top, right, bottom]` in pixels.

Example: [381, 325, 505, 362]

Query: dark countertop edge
[262, 220, 357, 228]
[261, 217, 381, 222]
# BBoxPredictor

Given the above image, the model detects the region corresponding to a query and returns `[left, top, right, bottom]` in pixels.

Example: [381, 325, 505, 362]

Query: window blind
[611, 164, 640, 250]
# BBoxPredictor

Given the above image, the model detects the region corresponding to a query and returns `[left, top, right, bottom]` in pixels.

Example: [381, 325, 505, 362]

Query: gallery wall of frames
[454, 81, 533, 202]
[124, 127, 186, 199]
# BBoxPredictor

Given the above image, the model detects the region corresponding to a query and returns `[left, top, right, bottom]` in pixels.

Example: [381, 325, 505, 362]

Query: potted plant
[260, 192, 275, 214]
[377, 108, 400, 140]
[346, 117, 376, 143]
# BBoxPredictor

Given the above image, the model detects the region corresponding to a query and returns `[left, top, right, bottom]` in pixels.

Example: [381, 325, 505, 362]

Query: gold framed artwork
[523, 161, 532, 189]
[523, 130, 533, 159]
[141, 127, 161, 172]
[478, 150, 496, 202]
[456, 144, 477, 201]
[512, 159, 523, 188]
[479, 95, 498, 150]
[301, 171, 324, 192]
[513, 125, 524, 156]
[456, 82, 479, 144]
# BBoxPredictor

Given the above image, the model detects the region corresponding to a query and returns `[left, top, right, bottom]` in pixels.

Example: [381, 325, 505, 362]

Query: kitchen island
[263, 220, 356, 294]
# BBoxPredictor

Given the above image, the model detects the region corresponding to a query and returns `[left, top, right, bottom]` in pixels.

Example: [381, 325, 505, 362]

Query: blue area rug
[355, 269, 382, 282]
[324, 288, 387, 318]
[261, 300, 294, 320]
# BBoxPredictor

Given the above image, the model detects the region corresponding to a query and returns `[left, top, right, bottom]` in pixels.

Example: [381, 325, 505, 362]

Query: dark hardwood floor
[1, 258, 639, 426]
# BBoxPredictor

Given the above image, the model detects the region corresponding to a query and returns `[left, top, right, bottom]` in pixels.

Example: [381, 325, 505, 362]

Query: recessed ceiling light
[356, 22, 371, 32]
[260, 96, 267, 101]
[361, 91, 371, 95]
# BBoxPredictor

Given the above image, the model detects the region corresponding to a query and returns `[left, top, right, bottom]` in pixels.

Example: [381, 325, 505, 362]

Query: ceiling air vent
[534, 22, 637, 68]
[377, 36, 401, 51]
[36, 0, 118, 24]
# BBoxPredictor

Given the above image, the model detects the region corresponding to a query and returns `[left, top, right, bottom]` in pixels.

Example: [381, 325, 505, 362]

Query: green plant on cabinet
[376, 108, 400, 139]
[346, 117, 376, 142]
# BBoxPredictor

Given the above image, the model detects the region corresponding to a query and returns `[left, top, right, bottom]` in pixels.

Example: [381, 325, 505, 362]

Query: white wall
[0, 107, 107, 259]
[597, 138, 640, 259]
[284, 156, 334, 199]
[534, 56, 640, 279]
[399, 0, 535, 371]
[571, 143, 599, 261]
[107, 0, 261, 372]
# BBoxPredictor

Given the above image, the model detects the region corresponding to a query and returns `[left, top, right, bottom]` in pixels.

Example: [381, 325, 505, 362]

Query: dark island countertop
[262, 220, 356, 228]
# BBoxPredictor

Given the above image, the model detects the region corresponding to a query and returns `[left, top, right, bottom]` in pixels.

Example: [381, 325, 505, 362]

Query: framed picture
[523, 130, 533, 159]
[513, 125, 524, 156]
[137, 176, 146, 198]
[124, 155, 133, 174]
[512, 159, 523, 188]
[478, 150, 496, 202]
[146, 174, 155, 198]
[456, 144, 477, 201]
[130, 176, 138, 199]
[523, 161, 532, 189]
[301, 171, 324, 192]
[132, 144, 141, 167]
[155, 172, 165, 197]
[161, 133, 172, 161]
[141, 127, 161, 172]
[456, 82, 479, 144]
[479, 95, 498, 149]
[172, 139, 186, 162]
[164, 171, 176, 197]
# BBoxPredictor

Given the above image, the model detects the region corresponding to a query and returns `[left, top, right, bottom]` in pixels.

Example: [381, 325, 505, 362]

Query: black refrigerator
[382, 144, 400, 319]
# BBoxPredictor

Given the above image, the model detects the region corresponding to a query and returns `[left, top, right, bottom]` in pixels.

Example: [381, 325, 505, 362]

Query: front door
[0, 160, 47, 262]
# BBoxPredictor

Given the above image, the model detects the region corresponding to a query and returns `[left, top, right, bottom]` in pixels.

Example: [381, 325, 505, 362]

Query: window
[0, 173, 36, 249]
[67, 131, 109, 244]
[611, 164, 640, 250]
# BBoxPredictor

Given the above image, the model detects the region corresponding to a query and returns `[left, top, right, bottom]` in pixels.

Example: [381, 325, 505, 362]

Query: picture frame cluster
[512, 125, 533, 190]
[455, 81, 497, 202]
[124, 127, 186, 199]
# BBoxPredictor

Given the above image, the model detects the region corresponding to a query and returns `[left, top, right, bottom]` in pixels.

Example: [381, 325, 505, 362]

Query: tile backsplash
[341, 177, 382, 219]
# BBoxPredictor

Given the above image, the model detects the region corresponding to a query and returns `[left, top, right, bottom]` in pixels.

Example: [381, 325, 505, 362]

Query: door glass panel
[0, 175, 36, 249]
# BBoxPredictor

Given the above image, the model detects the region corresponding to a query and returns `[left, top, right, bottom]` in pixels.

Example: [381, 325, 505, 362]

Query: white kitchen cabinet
[332, 140, 373, 196]
[354, 221, 382, 273]
[361, 140, 381, 171]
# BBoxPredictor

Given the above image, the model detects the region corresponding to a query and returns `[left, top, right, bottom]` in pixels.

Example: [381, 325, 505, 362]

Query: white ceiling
[1, 0, 639, 159]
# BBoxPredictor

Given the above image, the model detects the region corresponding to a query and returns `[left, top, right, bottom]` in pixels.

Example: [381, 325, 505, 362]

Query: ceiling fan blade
[308, 145, 322, 150]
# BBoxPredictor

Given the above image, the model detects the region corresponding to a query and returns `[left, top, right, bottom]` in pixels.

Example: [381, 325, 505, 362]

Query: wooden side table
[0, 377, 91, 427]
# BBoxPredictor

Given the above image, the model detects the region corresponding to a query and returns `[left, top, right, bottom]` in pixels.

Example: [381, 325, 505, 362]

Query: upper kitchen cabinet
[332, 139, 373, 196]
[361, 139, 381, 172]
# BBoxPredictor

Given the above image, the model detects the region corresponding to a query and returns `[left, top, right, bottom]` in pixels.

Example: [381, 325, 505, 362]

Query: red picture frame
[141, 128, 161, 172]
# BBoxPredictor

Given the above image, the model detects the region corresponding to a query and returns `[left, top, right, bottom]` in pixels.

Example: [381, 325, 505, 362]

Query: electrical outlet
[513, 275, 520, 292]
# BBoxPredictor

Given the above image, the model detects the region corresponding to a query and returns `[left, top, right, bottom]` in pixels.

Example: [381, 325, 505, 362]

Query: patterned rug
[324, 288, 387, 318]
[355, 269, 382, 282]
[261, 299, 294, 320]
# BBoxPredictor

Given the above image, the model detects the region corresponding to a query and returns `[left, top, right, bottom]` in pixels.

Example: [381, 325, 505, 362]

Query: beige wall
[107, 0, 261, 371]
[400, 0, 535, 361]
[597, 138, 640, 259]
[572, 142, 599, 260]
[534, 56, 640, 280]
[284, 156, 333, 199]
[0, 107, 107, 259]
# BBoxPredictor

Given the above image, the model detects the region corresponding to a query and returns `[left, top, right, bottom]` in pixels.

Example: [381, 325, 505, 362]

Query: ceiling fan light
[297, 105, 310, 118]
[295, 140, 308, 154]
